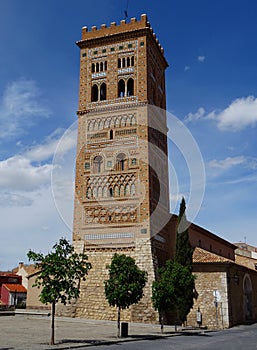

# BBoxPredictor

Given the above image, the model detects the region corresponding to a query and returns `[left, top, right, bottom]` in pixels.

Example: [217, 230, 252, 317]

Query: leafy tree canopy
[104, 253, 147, 310]
[27, 238, 92, 305]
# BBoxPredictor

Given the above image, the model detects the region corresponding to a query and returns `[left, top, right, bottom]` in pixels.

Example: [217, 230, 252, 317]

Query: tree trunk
[50, 301, 55, 345]
[160, 312, 164, 334]
[117, 306, 121, 338]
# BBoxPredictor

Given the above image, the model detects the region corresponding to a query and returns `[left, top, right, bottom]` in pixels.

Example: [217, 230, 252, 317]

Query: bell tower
[72, 14, 172, 322]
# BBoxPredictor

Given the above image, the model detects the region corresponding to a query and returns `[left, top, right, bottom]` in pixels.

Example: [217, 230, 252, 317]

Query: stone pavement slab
[0, 314, 179, 350]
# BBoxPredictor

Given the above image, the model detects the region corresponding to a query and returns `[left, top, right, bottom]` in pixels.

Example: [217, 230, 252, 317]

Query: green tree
[174, 197, 196, 324]
[175, 197, 194, 269]
[152, 260, 196, 332]
[104, 253, 147, 337]
[27, 238, 91, 345]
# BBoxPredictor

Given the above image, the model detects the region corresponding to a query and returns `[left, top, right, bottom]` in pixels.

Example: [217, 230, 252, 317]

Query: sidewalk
[0, 312, 183, 350]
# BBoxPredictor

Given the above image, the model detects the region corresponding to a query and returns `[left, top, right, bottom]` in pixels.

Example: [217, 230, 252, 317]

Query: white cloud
[184, 107, 206, 123]
[215, 96, 257, 131]
[208, 156, 246, 170]
[184, 66, 191, 71]
[185, 96, 257, 131]
[198, 56, 206, 62]
[0, 78, 51, 140]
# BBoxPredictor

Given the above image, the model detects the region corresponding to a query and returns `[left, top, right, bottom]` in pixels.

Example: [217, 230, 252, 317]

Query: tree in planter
[175, 197, 196, 324]
[152, 260, 196, 333]
[104, 253, 147, 337]
[27, 238, 91, 345]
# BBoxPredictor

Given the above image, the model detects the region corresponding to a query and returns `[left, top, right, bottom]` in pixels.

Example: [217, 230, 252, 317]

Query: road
[87, 324, 257, 350]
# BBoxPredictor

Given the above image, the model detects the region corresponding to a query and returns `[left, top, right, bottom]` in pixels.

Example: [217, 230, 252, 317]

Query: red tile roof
[193, 247, 234, 264]
[3, 284, 27, 293]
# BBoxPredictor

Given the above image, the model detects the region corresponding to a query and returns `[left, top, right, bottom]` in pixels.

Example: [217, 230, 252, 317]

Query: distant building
[0, 272, 26, 307]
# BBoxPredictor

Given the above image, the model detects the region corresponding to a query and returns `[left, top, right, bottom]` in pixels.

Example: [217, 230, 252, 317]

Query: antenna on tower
[124, 0, 129, 20]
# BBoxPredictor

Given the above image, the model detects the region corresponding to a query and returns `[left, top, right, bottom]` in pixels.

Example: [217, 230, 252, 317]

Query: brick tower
[72, 14, 173, 322]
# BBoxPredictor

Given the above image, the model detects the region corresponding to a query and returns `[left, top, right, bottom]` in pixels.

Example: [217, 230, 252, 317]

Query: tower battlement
[78, 14, 165, 54]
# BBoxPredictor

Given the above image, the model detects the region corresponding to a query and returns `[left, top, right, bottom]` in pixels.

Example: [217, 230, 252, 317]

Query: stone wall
[71, 241, 159, 323]
[187, 269, 229, 329]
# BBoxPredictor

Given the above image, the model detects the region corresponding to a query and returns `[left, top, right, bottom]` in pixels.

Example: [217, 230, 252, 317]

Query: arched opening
[91, 84, 98, 102]
[127, 57, 131, 67]
[122, 57, 126, 68]
[110, 129, 113, 140]
[104, 61, 107, 71]
[100, 62, 104, 72]
[100, 83, 107, 100]
[93, 155, 103, 173]
[243, 274, 253, 321]
[96, 62, 99, 72]
[118, 79, 125, 98]
[131, 56, 134, 66]
[127, 78, 134, 96]
[109, 187, 113, 197]
[116, 153, 127, 171]
[118, 58, 121, 68]
[92, 63, 95, 73]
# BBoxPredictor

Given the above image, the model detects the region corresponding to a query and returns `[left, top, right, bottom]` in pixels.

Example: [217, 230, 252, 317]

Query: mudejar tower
[72, 14, 173, 322]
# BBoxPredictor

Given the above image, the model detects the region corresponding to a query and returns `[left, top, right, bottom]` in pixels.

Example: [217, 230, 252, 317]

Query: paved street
[1, 313, 257, 350]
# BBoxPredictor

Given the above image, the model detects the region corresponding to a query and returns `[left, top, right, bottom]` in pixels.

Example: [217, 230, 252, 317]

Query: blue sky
[1, 0, 257, 270]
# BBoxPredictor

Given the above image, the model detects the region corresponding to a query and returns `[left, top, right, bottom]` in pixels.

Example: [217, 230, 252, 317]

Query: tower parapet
[77, 14, 167, 61]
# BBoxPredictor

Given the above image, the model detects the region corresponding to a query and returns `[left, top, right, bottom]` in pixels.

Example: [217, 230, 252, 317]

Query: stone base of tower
[61, 239, 160, 323]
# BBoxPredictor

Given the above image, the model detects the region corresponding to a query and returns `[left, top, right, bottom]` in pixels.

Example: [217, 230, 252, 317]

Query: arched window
[127, 78, 134, 96]
[100, 62, 104, 72]
[98, 186, 103, 197]
[100, 83, 107, 101]
[104, 61, 107, 71]
[127, 57, 131, 67]
[92, 187, 97, 198]
[110, 129, 113, 140]
[125, 184, 130, 196]
[118, 58, 121, 68]
[116, 153, 127, 171]
[103, 186, 108, 197]
[109, 187, 113, 197]
[131, 56, 134, 66]
[122, 57, 126, 68]
[93, 156, 103, 173]
[92, 63, 95, 73]
[131, 183, 136, 196]
[91, 84, 98, 102]
[96, 62, 99, 72]
[118, 80, 125, 98]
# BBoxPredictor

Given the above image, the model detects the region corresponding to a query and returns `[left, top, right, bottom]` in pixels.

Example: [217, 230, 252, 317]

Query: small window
[127, 78, 134, 96]
[131, 158, 137, 165]
[100, 83, 107, 101]
[122, 57, 126, 68]
[118, 79, 125, 98]
[102, 49, 106, 53]
[119, 45, 124, 50]
[107, 161, 112, 167]
[110, 129, 113, 140]
[104, 61, 107, 70]
[111, 47, 115, 52]
[93, 50, 98, 55]
[82, 53, 87, 57]
[85, 162, 90, 170]
[118, 58, 121, 68]
[100, 62, 104, 72]
[140, 42, 144, 47]
[91, 84, 98, 102]
[131, 56, 135, 66]
[91, 63, 95, 73]
[141, 228, 147, 234]
[96, 62, 99, 72]
[128, 44, 133, 48]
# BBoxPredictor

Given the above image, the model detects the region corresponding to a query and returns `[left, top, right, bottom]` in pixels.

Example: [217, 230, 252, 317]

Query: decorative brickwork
[71, 14, 171, 322]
